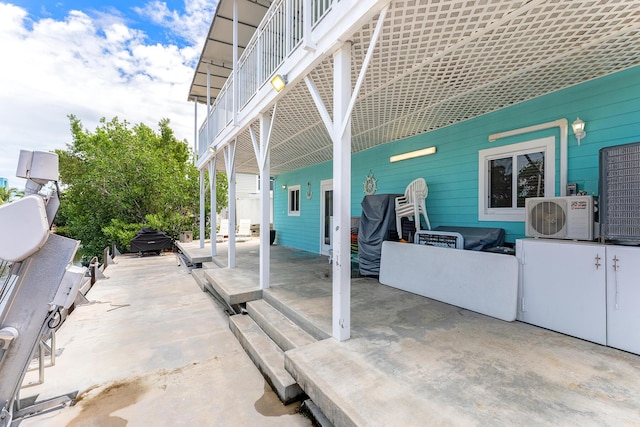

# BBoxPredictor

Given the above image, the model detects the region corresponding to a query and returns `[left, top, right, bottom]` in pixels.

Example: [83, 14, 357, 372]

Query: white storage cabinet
[606, 245, 640, 355]
[517, 238, 640, 354]
[516, 239, 606, 345]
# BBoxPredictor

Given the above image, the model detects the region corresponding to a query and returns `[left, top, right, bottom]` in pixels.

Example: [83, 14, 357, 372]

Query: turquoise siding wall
[273, 163, 330, 252]
[274, 66, 640, 251]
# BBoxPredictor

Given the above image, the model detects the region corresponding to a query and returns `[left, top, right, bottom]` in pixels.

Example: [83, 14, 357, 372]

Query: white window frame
[288, 185, 301, 216]
[478, 136, 555, 222]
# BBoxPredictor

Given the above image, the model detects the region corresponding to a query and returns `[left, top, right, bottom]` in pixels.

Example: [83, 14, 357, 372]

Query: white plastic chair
[395, 178, 430, 240]
[216, 219, 229, 242]
[237, 219, 251, 241]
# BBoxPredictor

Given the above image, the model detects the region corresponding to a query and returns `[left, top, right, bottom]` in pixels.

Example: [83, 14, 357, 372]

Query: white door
[606, 245, 640, 354]
[320, 179, 333, 255]
[518, 239, 606, 344]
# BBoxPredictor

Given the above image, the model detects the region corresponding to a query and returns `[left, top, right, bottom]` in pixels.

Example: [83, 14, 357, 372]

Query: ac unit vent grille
[530, 201, 566, 236]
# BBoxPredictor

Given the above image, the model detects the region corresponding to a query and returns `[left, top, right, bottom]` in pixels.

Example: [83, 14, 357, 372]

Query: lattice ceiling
[206, 0, 640, 175]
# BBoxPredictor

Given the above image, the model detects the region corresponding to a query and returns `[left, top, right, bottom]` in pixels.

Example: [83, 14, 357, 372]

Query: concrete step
[246, 300, 316, 352]
[203, 269, 261, 306]
[229, 314, 303, 404]
[191, 269, 209, 292]
[201, 261, 220, 269]
[284, 340, 377, 427]
[263, 289, 331, 341]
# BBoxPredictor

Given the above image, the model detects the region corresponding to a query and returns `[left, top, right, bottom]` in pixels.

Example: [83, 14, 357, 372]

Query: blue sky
[0, 0, 217, 189]
[12, 0, 188, 45]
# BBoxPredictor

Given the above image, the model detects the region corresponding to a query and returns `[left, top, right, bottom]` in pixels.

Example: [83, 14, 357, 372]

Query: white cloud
[0, 1, 214, 189]
[134, 0, 215, 50]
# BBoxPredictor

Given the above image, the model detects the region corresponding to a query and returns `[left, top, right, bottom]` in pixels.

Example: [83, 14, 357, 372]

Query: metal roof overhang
[187, 0, 272, 104]
[188, 0, 640, 176]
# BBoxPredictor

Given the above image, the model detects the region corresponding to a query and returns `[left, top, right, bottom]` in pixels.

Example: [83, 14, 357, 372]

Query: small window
[257, 176, 274, 191]
[479, 137, 555, 221]
[288, 185, 301, 216]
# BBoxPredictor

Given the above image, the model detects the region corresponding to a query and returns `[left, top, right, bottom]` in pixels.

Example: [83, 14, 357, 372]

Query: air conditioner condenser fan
[530, 201, 566, 235]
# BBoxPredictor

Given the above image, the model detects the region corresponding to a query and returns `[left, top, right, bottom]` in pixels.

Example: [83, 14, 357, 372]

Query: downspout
[488, 119, 568, 197]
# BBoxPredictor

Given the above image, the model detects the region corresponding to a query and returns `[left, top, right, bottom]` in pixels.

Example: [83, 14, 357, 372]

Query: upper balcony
[188, 0, 380, 165]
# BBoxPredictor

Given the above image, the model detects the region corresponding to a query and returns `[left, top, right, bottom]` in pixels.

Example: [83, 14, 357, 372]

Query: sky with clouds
[0, 0, 217, 189]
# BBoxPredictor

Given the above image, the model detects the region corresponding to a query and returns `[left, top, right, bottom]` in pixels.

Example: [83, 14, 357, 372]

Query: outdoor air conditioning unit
[525, 196, 594, 241]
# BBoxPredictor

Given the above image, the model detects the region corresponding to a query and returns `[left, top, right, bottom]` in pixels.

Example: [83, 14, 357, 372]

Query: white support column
[251, 107, 276, 290]
[209, 159, 217, 257]
[199, 168, 205, 248]
[194, 97, 205, 249]
[302, 0, 316, 51]
[332, 42, 352, 341]
[207, 64, 211, 149]
[224, 140, 237, 268]
[232, 0, 239, 125]
[193, 97, 198, 159]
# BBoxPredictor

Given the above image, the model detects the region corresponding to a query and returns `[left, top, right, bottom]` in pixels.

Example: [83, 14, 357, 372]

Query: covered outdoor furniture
[434, 226, 505, 251]
[395, 178, 430, 240]
[358, 194, 402, 276]
[130, 227, 173, 255]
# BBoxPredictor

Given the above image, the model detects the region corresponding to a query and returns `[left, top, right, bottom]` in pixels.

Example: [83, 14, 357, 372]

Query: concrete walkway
[181, 239, 640, 426]
[18, 253, 311, 426]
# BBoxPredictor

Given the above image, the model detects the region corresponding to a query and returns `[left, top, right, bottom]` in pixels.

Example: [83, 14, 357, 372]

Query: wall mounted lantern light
[390, 146, 436, 163]
[270, 74, 287, 92]
[572, 117, 586, 146]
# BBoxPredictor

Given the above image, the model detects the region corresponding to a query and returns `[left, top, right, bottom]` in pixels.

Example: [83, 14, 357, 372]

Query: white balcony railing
[198, 0, 337, 158]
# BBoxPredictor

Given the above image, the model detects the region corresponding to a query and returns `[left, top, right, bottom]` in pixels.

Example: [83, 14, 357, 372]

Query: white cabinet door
[518, 239, 606, 344]
[607, 245, 640, 354]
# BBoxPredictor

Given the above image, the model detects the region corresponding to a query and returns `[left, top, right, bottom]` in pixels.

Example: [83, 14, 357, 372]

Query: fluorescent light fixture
[572, 117, 586, 146]
[390, 146, 436, 163]
[270, 74, 287, 92]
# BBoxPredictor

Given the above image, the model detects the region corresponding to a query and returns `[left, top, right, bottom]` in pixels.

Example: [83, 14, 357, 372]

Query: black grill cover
[130, 228, 173, 253]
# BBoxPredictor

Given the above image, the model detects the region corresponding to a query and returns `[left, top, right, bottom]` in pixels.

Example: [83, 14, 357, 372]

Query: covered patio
[178, 240, 640, 425]
[188, 0, 640, 344]
[184, 1, 640, 423]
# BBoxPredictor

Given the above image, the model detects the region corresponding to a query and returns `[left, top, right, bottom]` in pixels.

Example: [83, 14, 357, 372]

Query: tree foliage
[0, 187, 24, 205]
[55, 115, 227, 261]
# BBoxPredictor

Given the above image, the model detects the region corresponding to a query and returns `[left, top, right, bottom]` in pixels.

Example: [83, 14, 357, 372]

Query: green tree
[55, 115, 228, 261]
[0, 187, 24, 205]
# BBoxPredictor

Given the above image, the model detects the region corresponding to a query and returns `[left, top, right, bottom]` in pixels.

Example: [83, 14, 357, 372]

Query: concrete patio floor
[180, 238, 640, 426]
[17, 238, 640, 426]
[16, 252, 311, 426]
